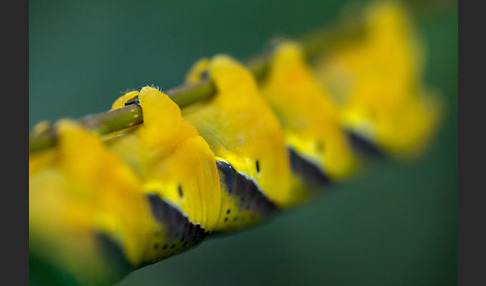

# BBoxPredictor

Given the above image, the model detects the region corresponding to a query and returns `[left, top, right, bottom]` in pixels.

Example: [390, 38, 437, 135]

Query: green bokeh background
[29, 0, 457, 285]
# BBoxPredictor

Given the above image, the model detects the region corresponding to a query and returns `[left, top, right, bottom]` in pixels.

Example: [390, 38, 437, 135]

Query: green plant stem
[29, 11, 365, 154]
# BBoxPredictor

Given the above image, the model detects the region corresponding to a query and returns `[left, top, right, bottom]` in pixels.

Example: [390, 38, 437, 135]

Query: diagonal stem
[29, 10, 365, 154]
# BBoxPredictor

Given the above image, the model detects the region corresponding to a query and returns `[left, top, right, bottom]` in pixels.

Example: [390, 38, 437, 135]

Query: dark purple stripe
[146, 193, 207, 246]
[288, 147, 332, 191]
[345, 130, 384, 158]
[216, 160, 278, 216]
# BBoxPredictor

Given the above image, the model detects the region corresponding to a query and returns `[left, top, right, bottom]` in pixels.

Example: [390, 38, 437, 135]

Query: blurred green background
[29, 0, 457, 285]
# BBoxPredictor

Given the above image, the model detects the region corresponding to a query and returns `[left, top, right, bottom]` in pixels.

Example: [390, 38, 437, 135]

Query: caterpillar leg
[311, 1, 443, 160]
[182, 56, 298, 220]
[259, 41, 357, 197]
[108, 87, 223, 257]
[29, 120, 157, 285]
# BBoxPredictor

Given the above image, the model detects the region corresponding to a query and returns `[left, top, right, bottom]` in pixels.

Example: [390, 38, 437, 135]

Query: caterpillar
[29, 1, 444, 285]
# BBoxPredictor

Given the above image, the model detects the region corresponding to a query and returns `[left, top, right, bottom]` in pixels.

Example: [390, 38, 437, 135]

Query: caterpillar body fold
[29, 1, 443, 285]
[311, 1, 442, 160]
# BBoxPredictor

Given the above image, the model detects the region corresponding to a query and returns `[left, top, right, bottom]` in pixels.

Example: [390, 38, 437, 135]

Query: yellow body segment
[182, 55, 294, 209]
[312, 0, 442, 159]
[29, 120, 157, 285]
[260, 41, 357, 186]
[108, 87, 222, 233]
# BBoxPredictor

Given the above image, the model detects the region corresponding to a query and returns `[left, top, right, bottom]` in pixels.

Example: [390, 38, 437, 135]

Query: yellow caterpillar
[311, 0, 442, 160]
[29, 1, 442, 285]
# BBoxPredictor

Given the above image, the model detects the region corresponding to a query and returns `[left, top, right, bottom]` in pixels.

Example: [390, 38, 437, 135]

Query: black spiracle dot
[226, 209, 231, 214]
[256, 160, 260, 174]
[224, 217, 228, 222]
[316, 141, 324, 153]
[178, 185, 183, 199]
[200, 70, 210, 80]
[171, 244, 175, 250]
[162, 244, 168, 250]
